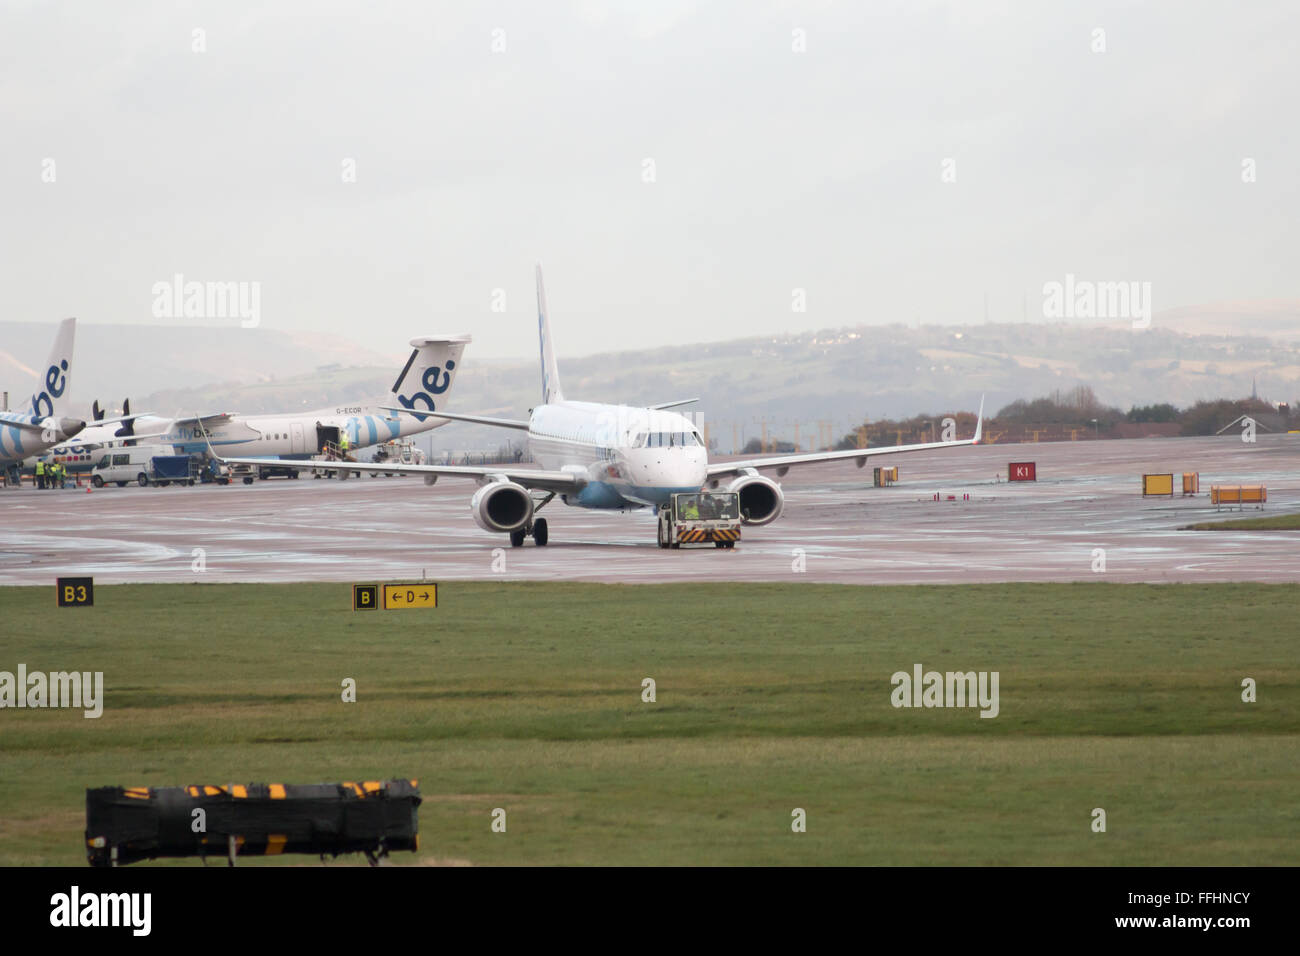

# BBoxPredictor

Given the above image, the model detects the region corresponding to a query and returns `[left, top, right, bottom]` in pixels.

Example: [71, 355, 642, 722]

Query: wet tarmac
[1, 434, 1297, 585]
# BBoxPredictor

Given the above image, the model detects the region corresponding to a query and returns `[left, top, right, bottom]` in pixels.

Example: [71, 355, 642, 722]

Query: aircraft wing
[120, 429, 172, 442]
[171, 412, 233, 427]
[92, 412, 152, 427]
[707, 397, 984, 481]
[71, 428, 172, 452]
[648, 398, 698, 410]
[214, 452, 585, 493]
[379, 407, 530, 430]
[0, 416, 47, 434]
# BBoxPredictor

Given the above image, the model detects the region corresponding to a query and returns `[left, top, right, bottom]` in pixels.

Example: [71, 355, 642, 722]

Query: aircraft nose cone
[60, 417, 85, 438]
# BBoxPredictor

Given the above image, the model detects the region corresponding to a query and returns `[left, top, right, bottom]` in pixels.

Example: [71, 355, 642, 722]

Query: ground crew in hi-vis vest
[35, 460, 46, 489]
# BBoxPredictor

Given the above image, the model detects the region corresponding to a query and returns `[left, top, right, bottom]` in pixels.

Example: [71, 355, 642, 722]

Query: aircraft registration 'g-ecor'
[216, 266, 983, 547]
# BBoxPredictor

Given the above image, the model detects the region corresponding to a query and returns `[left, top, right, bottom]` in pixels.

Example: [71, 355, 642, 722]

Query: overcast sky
[2, 0, 1297, 361]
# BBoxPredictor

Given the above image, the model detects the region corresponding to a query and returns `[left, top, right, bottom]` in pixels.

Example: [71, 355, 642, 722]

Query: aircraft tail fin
[27, 317, 75, 418]
[388, 334, 472, 423]
[536, 264, 564, 405]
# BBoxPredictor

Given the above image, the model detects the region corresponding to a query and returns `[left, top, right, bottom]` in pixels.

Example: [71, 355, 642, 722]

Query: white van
[90, 444, 182, 487]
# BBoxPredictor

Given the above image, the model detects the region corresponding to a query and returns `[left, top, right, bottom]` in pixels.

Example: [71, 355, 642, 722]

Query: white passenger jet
[215, 267, 983, 546]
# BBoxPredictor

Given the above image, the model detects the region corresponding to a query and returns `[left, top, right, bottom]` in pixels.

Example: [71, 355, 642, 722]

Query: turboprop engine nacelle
[723, 472, 784, 525]
[471, 479, 534, 533]
[48, 417, 86, 440]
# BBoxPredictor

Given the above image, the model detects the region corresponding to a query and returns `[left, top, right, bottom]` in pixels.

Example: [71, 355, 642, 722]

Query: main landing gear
[510, 517, 548, 547]
[509, 493, 554, 547]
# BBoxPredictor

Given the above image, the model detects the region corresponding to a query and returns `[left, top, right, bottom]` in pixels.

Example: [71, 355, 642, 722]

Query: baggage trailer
[231, 462, 257, 485]
[657, 491, 742, 549]
[256, 462, 304, 480]
[199, 458, 232, 484]
[145, 455, 194, 487]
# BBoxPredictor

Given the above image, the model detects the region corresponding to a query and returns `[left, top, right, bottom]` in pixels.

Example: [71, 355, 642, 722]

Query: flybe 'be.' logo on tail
[393, 357, 455, 422]
[31, 360, 69, 418]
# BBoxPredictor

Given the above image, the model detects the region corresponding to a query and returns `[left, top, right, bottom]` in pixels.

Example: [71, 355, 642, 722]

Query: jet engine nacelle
[725, 473, 784, 526]
[470, 480, 534, 533]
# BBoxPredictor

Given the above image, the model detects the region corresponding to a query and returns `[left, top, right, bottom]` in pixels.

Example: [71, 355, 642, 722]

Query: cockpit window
[645, 431, 699, 448]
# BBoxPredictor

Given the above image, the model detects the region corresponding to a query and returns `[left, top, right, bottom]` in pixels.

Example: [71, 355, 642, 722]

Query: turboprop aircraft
[1, 318, 84, 467]
[30, 399, 151, 475]
[214, 267, 983, 546]
[31, 335, 471, 476]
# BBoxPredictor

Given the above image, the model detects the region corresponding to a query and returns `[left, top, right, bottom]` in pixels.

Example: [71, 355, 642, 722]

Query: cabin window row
[636, 432, 701, 448]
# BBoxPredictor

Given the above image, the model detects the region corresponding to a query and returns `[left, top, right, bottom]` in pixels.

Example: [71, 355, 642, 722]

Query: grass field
[1, 582, 1297, 866]
[1183, 511, 1300, 530]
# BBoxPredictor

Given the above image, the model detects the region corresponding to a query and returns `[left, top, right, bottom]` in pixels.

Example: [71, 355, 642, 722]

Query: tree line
[827, 386, 1292, 449]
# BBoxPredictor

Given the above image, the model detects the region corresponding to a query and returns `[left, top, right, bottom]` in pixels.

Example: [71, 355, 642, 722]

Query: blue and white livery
[1, 318, 84, 467]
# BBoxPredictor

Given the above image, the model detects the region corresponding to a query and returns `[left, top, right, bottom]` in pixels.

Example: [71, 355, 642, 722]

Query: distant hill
[112, 316, 1300, 454]
[1152, 300, 1300, 341]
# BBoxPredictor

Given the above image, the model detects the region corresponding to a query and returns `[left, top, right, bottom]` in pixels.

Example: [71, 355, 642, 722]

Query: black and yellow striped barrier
[86, 780, 421, 866]
[677, 527, 741, 543]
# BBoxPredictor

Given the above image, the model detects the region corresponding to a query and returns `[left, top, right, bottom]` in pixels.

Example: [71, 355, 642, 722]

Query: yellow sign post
[1141, 473, 1174, 497]
[382, 583, 438, 610]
